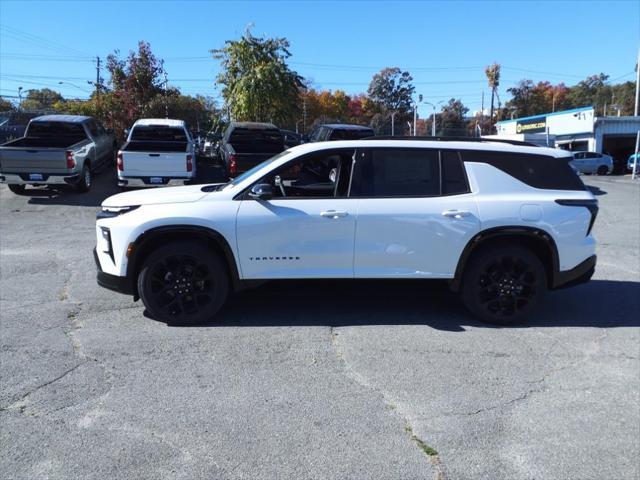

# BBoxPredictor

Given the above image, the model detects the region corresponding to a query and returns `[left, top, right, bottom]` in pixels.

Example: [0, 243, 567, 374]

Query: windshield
[222, 150, 292, 191]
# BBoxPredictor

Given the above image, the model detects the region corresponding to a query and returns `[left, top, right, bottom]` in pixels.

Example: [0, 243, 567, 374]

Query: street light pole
[423, 100, 444, 137]
[413, 94, 423, 136]
[635, 47, 639, 117]
[391, 111, 398, 136]
[18, 87, 23, 110]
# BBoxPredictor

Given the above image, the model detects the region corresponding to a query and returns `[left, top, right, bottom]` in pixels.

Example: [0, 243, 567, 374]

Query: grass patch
[405, 422, 438, 457]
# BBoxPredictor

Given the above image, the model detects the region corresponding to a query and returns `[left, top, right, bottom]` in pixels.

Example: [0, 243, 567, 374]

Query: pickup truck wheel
[75, 165, 92, 192]
[137, 242, 229, 325]
[8, 184, 26, 194]
[461, 246, 546, 325]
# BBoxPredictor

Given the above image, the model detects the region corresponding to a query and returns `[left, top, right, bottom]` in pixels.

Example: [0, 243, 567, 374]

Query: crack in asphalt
[329, 326, 447, 479]
[0, 362, 87, 414]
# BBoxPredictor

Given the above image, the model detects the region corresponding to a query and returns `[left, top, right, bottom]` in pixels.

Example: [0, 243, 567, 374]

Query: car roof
[32, 114, 92, 123]
[133, 118, 185, 127]
[285, 139, 571, 158]
[321, 124, 374, 130]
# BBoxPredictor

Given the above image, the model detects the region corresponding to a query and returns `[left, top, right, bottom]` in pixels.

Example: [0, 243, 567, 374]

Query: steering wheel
[274, 175, 286, 197]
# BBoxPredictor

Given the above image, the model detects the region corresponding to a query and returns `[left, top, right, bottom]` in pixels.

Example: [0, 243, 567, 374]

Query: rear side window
[353, 148, 440, 197]
[441, 150, 469, 195]
[462, 150, 586, 191]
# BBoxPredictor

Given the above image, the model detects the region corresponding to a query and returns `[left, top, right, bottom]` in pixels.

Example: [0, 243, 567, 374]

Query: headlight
[97, 205, 140, 219]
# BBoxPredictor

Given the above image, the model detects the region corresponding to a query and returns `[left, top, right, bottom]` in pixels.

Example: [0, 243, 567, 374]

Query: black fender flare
[449, 226, 560, 292]
[126, 225, 242, 297]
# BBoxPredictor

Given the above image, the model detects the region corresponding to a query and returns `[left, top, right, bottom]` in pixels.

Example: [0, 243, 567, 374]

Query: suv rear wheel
[137, 241, 229, 325]
[461, 245, 546, 325]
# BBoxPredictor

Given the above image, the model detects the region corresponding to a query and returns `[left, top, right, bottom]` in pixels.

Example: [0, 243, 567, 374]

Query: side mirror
[248, 183, 273, 200]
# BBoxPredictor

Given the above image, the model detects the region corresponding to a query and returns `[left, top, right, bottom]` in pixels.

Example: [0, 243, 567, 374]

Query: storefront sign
[516, 116, 547, 134]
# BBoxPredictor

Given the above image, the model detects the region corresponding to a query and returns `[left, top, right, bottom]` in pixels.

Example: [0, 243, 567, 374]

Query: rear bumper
[0, 172, 79, 185]
[552, 255, 596, 289]
[94, 248, 135, 296]
[118, 176, 192, 188]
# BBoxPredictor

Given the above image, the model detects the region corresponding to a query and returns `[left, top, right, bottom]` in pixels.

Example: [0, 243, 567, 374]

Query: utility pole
[635, 47, 639, 117]
[480, 91, 484, 134]
[391, 111, 398, 136]
[95, 56, 101, 101]
[161, 60, 169, 118]
[302, 95, 307, 133]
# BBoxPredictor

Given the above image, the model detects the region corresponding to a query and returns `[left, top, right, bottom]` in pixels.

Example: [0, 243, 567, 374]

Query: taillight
[66, 151, 76, 169]
[186, 154, 193, 172]
[229, 154, 237, 177]
[117, 152, 123, 171]
[555, 199, 599, 235]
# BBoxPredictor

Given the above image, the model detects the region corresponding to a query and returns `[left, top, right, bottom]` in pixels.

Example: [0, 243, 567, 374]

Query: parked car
[0, 114, 116, 194]
[217, 122, 285, 177]
[627, 153, 639, 173]
[281, 129, 303, 148]
[117, 119, 196, 188]
[308, 124, 374, 142]
[94, 138, 597, 326]
[570, 151, 613, 175]
[0, 111, 41, 144]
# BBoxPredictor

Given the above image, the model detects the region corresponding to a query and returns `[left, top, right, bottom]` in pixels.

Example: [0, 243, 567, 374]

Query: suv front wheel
[461, 245, 546, 325]
[137, 241, 229, 325]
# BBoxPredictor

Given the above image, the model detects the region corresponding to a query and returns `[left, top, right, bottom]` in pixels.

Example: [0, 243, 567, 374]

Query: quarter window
[441, 150, 469, 195]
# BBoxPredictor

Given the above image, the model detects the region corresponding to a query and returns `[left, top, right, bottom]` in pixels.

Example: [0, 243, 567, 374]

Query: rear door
[352, 147, 480, 278]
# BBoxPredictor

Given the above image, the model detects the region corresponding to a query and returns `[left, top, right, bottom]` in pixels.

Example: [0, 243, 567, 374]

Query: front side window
[353, 148, 440, 197]
[253, 149, 355, 199]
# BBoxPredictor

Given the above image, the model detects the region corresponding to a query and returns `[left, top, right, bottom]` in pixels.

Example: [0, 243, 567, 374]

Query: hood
[102, 184, 220, 207]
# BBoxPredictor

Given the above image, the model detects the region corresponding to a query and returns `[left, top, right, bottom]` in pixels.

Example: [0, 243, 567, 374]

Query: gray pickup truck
[0, 115, 116, 194]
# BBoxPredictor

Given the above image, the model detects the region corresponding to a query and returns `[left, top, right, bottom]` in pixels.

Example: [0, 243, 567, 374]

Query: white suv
[94, 139, 597, 325]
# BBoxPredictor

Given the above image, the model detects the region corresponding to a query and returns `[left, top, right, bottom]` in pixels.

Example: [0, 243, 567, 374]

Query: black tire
[75, 164, 92, 192]
[597, 165, 608, 176]
[137, 242, 229, 325]
[7, 184, 26, 194]
[461, 245, 546, 325]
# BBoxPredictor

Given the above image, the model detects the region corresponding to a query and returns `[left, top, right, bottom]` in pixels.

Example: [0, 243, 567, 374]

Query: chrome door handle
[320, 210, 348, 218]
[442, 209, 471, 219]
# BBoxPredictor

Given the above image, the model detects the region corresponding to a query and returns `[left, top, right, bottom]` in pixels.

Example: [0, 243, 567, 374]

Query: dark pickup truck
[217, 122, 285, 177]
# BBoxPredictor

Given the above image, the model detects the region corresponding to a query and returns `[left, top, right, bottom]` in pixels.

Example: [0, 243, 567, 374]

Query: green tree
[367, 67, 414, 134]
[21, 88, 64, 110]
[0, 97, 14, 111]
[212, 29, 303, 125]
[367, 67, 414, 113]
[566, 73, 610, 114]
[438, 98, 469, 134]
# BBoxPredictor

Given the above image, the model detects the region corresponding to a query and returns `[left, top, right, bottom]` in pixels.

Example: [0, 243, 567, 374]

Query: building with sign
[495, 107, 640, 171]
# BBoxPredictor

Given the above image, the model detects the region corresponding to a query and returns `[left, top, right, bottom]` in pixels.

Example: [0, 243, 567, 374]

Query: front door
[236, 148, 357, 279]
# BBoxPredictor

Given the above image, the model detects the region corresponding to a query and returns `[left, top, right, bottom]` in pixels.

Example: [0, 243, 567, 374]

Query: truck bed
[3, 136, 87, 149]
[0, 137, 89, 173]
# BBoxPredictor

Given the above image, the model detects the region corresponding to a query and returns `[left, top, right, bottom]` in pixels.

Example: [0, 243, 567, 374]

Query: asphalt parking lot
[1, 165, 638, 480]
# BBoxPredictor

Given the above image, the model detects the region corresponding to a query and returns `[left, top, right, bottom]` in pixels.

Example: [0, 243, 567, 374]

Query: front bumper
[94, 248, 135, 296]
[553, 255, 596, 289]
[0, 172, 80, 185]
[118, 176, 191, 188]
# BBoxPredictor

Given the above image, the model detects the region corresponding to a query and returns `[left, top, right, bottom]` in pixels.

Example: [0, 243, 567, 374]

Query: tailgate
[0, 147, 69, 173]
[121, 151, 190, 177]
[235, 153, 273, 173]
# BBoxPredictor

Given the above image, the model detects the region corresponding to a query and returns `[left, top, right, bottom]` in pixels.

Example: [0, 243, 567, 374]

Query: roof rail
[364, 135, 540, 147]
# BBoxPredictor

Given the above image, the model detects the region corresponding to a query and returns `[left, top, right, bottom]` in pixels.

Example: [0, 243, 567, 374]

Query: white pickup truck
[117, 119, 196, 188]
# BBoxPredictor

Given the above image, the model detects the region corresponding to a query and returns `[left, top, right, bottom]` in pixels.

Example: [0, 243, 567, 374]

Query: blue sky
[1, 0, 638, 118]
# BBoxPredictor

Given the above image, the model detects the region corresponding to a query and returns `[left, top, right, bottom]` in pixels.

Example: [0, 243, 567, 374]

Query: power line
[0, 25, 93, 57]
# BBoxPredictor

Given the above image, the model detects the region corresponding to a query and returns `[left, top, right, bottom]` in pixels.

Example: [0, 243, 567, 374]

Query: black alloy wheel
[138, 242, 229, 325]
[462, 246, 546, 324]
